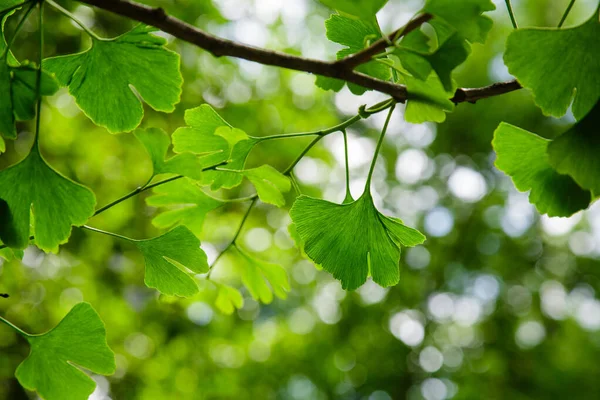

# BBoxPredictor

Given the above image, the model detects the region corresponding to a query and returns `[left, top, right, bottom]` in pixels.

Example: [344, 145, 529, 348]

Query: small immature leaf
[423, 0, 495, 44]
[236, 247, 290, 304]
[172, 105, 258, 189]
[15, 303, 115, 400]
[492, 122, 591, 217]
[318, 0, 388, 17]
[290, 192, 426, 290]
[547, 101, 600, 193]
[242, 165, 291, 207]
[0, 145, 96, 252]
[145, 179, 225, 236]
[214, 282, 244, 315]
[135, 226, 208, 297]
[134, 128, 203, 179]
[43, 25, 182, 133]
[504, 9, 600, 119]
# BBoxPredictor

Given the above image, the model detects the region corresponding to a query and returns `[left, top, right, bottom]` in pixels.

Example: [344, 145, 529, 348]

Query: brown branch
[76, 0, 521, 103]
[338, 13, 433, 69]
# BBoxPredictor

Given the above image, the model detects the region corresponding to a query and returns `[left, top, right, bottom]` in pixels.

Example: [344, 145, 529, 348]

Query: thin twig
[504, 0, 518, 28]
[558, 0, 576, 27]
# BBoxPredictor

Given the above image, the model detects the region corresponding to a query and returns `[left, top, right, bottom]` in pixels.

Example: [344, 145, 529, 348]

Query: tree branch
[75, 0, 520, 103]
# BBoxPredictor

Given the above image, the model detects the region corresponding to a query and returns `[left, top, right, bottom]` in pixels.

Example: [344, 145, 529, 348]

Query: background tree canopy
[0, 0, 599, 399]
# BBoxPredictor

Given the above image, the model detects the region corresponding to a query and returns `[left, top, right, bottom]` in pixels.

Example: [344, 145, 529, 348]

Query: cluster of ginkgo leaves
[0, 0, 598, 398]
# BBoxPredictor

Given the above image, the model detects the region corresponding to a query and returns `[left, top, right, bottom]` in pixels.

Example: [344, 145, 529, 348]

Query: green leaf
[317, 15, 390, 94]
[0, 239, 23, 261]
[135, 226, 209, 297]
[492, 122, 591, 217]
[423, 0, 495, 44]
[0, 13, 59, 139]
[547, 101, 600, 193]
[43, 25, 182, 133]
[14, 302, 115, 400]
[242, 165, 291, 207]
[0, 145, 96, 252]
[504, 10, 600, 119]
[145, 179, 225, 236]
[214, 282, 244, 315]
[318, 0, 388, 17]
[236, 247, 290, 304]
[134, 127, 204, 180]
[172, 105, 258, 190]
[404, 72, 454, 123]
[289, 192, 426, 290]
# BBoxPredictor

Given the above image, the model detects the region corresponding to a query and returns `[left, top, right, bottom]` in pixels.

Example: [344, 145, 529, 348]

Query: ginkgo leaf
[0, 0, 23, 12]
[14, 302, 115, 400]
[242, 165, 291, 207]
[504, 9, 600, 119]
[43, 25, 182, 133]
[135, 226, 208, 297]
[145, 179, 225, 236]
[492, 122, 591, 217]
[423, 0, 495, 44]
[134, 128, 203, 180]
[316, 14, 390, 95]
[0, 12, 59, 139]
[214, 282, 244, 315]
[236, 247, 290, 304]
[289, 192, 426, 290]
[318, 0, 388, 17]
[0, 144, 96, 252]
[172, 105, 258, 189]
[547, 101, 600, 193]
[404, 73, 454, 123]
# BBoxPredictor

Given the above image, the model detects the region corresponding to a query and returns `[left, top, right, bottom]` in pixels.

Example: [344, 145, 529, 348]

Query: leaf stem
[81, 225, 133, 241]
[1, 1, 37, 60]
[93, 161, 226, 217]
[0, 315, 29, 338]
[342, 130, 352, 202]
[207, 197, 257, 278]
[46, 0, 107, 41]
[33, 0, 43, 147]
[365, 104, 395, 189]
[504, 0, 518, 28]
[558, 0, 577, 27]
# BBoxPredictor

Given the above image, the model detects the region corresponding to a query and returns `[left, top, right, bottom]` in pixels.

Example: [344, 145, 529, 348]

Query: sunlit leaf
[134, 127, 204, 180]
[145, 179, 225, 236]
[172, 105, 258, 189]
[290, 192, 426, 290]
[423, 0, 495, 44]
[236, 247, 290, 304]
[316, 14, 390, 95]
[0, 145, 96, 252]
[243, 165, 291, 207]
[492, 122, 591, 217]
[43, 25, 182, 133]
[547, 101, 600, 193]
[14, 303, 115, 400]
[318, 0, 388, 17]
[214, 282, 244, 315]
[504, 9, 600, 119]
[135, 226, 208, 297]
